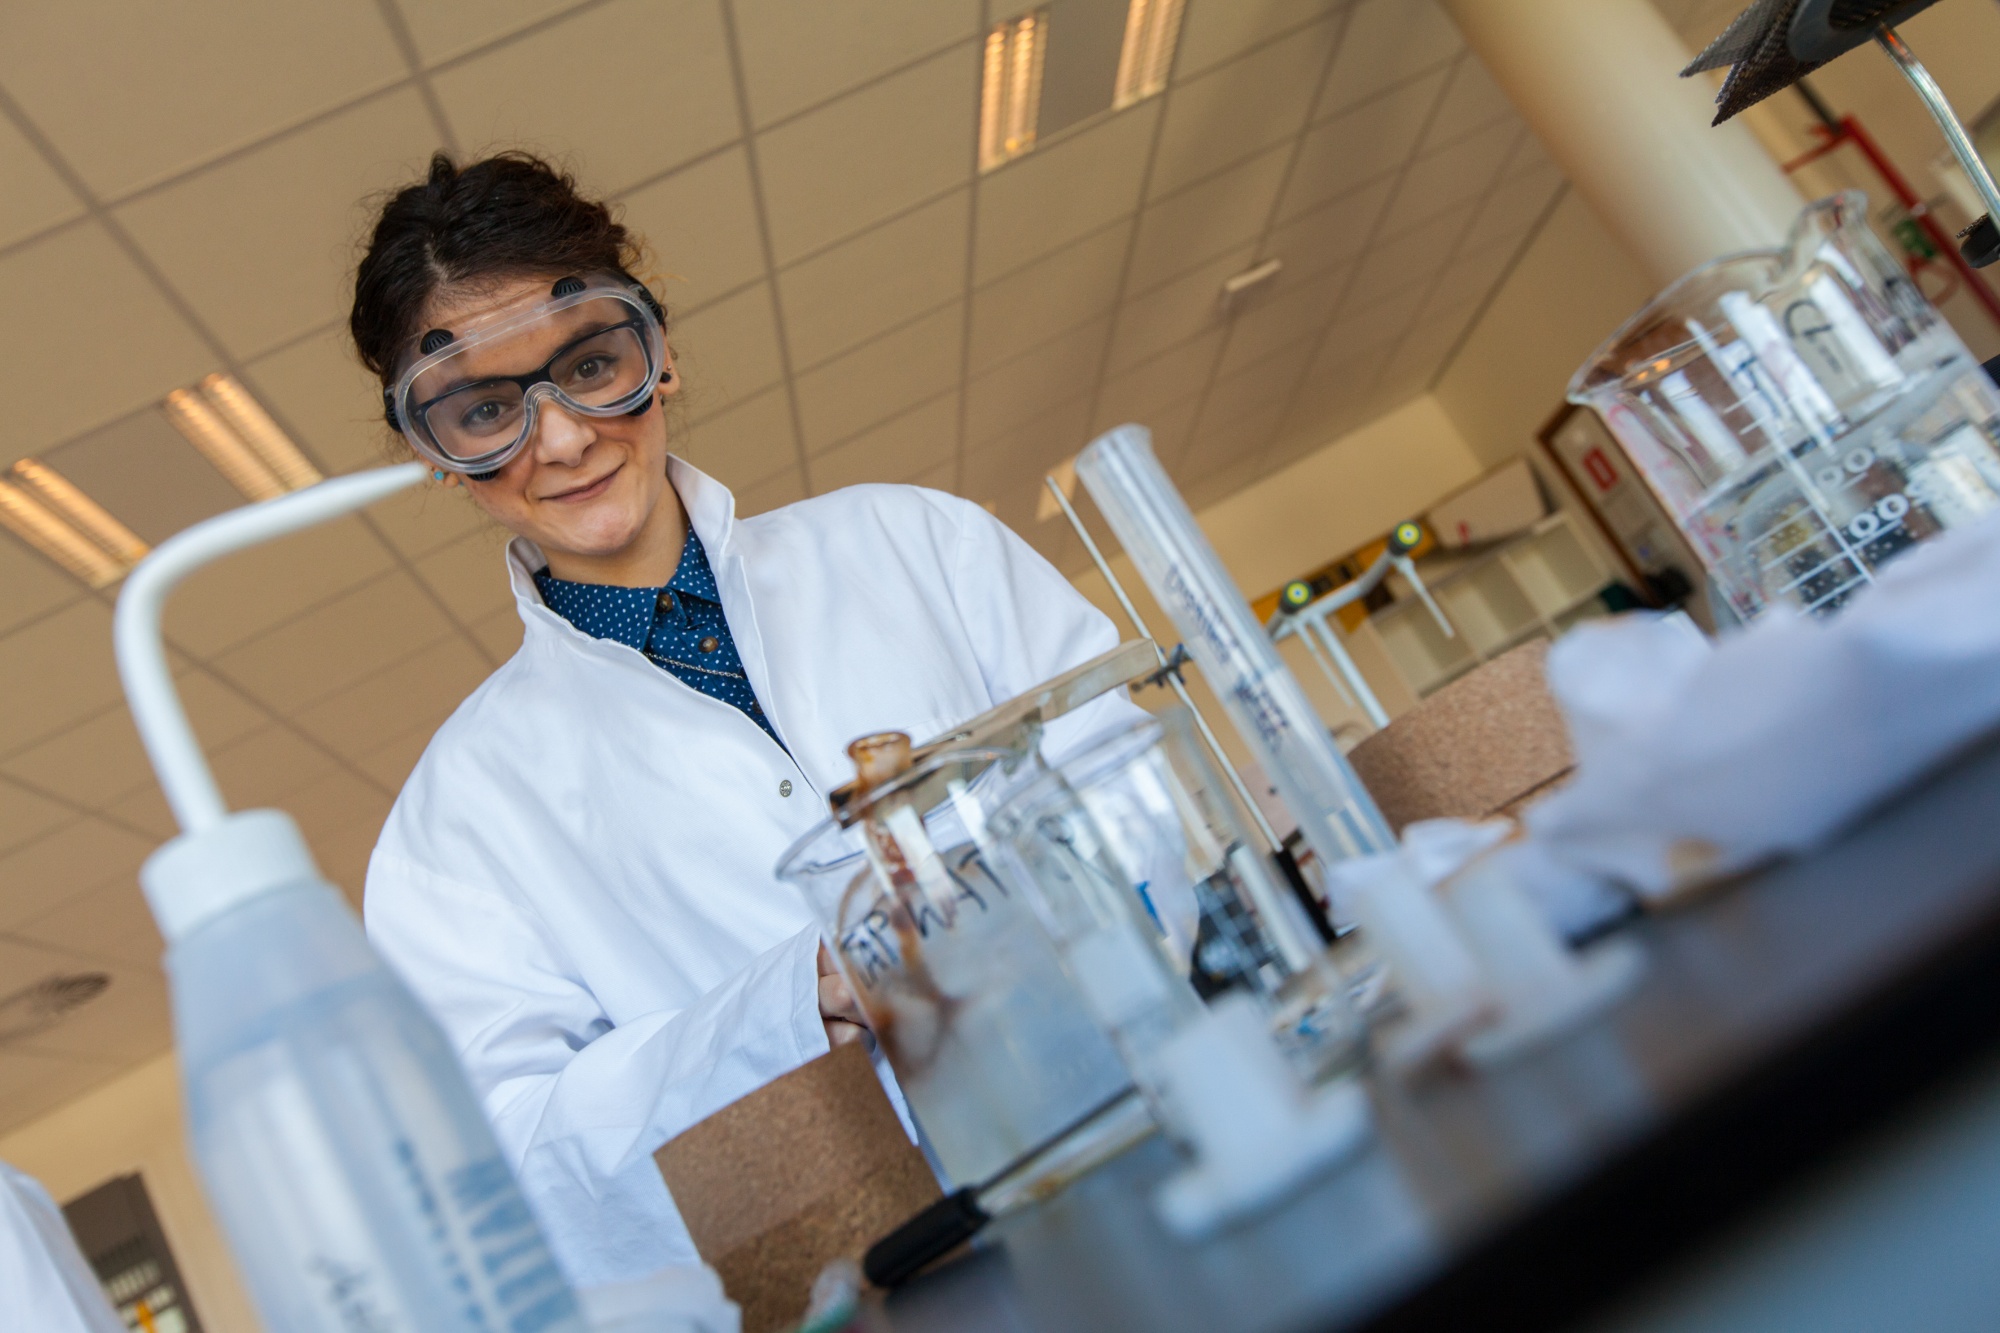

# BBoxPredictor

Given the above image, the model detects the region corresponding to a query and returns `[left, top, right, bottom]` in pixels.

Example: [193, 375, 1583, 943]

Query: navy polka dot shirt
[533, 528, 782, 744]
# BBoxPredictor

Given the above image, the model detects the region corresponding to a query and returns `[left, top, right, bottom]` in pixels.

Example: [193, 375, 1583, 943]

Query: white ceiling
[0, 0, 1567, 1132]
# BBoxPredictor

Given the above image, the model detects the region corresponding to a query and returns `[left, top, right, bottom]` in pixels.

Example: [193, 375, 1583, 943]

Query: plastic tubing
[1075, 426, 1394, 872]
[114, 463, 427, 834]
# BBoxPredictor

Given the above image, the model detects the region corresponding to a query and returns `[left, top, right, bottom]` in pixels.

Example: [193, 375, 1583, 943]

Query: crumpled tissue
[1526, 513, 2000, 901]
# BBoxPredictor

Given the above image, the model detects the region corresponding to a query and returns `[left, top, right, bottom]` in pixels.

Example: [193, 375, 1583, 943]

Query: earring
[432, 469, 447, 482]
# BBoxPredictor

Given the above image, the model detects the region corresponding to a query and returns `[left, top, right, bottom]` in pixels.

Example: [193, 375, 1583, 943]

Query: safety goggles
[384, 274, 669, 476]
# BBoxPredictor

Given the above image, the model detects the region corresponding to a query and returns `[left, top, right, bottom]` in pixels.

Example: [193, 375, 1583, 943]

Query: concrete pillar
[1441, 0, 1806, 286]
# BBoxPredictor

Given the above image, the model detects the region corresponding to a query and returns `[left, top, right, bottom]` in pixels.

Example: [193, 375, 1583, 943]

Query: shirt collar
[532, 525, 720, 652]
[507, 454, 740, 644]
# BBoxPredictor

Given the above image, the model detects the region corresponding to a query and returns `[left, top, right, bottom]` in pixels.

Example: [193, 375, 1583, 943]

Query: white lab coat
[0, 1162, 124, 1333]
[365, 458, 1138, 1287]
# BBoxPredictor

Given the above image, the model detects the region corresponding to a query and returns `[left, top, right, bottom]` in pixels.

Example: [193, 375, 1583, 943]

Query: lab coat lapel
[669, 457, 804, 779]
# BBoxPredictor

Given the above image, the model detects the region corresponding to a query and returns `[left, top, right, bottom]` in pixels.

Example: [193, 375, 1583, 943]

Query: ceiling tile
[11, 954, 171, 1068]
[1315, 0, 1463, 121]
[357, 723, 439, 791]
[1378, 118, 1518, 234]
[1146, 18, 1337, 201]
[1217, 262, 1349, 376]
[395, 0, 585, 65]
[1106, 245, 1251, 373]
[1286, 343, 1392, 438]
[293, 635, 492, 761]
[1259, 175, 1395, 285]
[315, 819, 383, 905]
[206, 725, 338, 810]
[1178, 401, 1286, 496]
[736, 465, 809, 513]
[0, 817, 152, 932]
[0, 120, 81, 250]
[975, 99, 1159, 285]
[1471, 163, 1565, 241]
[177, 668, 275, 754]
[1198, 343, 1313, 439]
[242, 324, 397, 476]
[0, 1051, 115, 1139]
[676, 282, 787, 421]
[1174, 0, 1349, 81]
[1426, 53, 1517, 147]
[733, 0, 983, 127]
[413, 530, 516, 626]
[1279, 69, 1444, 223]
[810, 392, 959, 492]
[1428, 233, 1529, 314]
[432, 0, 738, 197]
[0, 602, 121, 760]
[0, 706, 150, 812]
[1314, 289, 1421, 376]
[960, 395, 1092, 530]
[970, 223, 1130, 375]
[757, 45, 976, 264]
[40, 408, 244, 546]
[965, 317, 1111, 445]
[907, 461, 957, 493]
[0, 781, 70, 860]
[1125, 394, 1204, 468]
[777, 189, 969, 368]
[285, 769, 395, 852]
[468, 605, 526, 664]
[679, 386, 800, 492]
[115, 88, 443, 360]
[0, 534, 82, 637]
[367, 480, 491, 560]
[1095, 329, 1225, 428]
[619, 148, 767, 315]
[99, 783, 176, 843]
[1127, 145, 1290, 295]
[162, 516, 397, 657]
[0, 222, 214, 462]
[212, 573, 459, 715]
[0, 0, 401, 199]
[794, 303, 964, 454]
[10, 876, 163, 969]
[1337, 208, 1465, 313]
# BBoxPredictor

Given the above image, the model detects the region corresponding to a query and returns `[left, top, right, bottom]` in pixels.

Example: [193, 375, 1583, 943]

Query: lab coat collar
[504, 455, 740, 642]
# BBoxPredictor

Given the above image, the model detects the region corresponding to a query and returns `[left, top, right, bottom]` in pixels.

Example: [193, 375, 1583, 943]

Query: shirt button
[779, 780, 793, 798]
[656, 591, 675, 614]
[698, 636, 719, 653]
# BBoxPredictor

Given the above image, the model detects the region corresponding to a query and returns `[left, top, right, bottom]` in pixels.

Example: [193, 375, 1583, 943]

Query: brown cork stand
[1346, 639, 1575, 832]
[655, 1041, 940, 1333]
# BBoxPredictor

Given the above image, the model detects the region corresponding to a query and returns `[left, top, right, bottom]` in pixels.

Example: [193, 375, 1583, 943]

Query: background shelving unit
[1360, 511, 1614, 699]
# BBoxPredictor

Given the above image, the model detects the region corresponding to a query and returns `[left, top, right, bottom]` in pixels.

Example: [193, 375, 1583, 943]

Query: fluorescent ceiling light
[981, 10, 1048, 173]
[165, 373, 323, 501]
[0, 458, 149, 588]
[1115, 0, 1185, 110]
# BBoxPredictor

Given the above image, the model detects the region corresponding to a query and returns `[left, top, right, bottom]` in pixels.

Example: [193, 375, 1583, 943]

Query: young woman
[351, 153, 1137, 1286]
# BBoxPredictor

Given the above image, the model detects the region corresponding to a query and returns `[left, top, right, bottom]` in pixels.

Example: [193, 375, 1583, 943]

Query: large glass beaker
[1568, 191, 2000, 622]
[774, 743, 1135, 1190]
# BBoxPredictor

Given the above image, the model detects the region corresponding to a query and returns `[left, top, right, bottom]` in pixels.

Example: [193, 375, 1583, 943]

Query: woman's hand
[818, 944, 870, 1048]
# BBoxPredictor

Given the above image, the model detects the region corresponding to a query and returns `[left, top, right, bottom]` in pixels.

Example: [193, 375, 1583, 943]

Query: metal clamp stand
[1266, 533, 1456, 735]
[1045, 476, 1287, 854]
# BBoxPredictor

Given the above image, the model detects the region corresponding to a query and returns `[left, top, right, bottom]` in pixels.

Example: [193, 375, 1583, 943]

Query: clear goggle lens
[396, 287, 664, 470]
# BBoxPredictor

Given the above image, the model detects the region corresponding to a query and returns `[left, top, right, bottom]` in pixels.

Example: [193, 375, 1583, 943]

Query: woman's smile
[541, 461, 623, 505]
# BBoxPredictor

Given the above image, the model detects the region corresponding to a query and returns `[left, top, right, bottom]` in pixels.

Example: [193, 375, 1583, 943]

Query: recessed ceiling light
[1114, 0, 1185, 109]
[981, 9, 1048, 173]
[0, 459, 149, 588]
[165, 373, 323, 502]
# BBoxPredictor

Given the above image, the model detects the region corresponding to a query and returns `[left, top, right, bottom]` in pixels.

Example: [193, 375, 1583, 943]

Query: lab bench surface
[871, 729, 2000, 1333]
